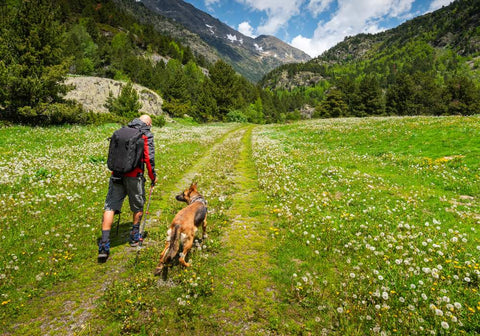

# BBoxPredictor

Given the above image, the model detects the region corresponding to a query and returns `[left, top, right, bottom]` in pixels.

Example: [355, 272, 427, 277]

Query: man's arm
[142, 133, 156, 182]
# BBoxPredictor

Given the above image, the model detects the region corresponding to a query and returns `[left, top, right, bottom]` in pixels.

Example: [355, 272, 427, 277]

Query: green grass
[252, 116, 480, 334]
[1, 116, 479, 335]
[0, 121, 238, 334]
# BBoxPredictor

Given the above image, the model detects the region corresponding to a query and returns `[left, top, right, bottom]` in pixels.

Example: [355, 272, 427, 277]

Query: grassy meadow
[0, 115, 479, 335]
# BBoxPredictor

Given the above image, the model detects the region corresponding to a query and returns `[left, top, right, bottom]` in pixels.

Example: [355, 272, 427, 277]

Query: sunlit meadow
[1, 115, 479, 335]
[252, 116, 479, 334]
[0, 121, 237, 329]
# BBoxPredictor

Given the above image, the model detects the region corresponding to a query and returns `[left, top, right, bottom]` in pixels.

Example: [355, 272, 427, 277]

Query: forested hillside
[1, 0, 479, 126]
[261, 0, 480, 118]
[0, 0, 304, 125]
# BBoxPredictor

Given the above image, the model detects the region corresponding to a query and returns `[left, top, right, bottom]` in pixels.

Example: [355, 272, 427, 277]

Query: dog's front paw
[153, 266, 163, 276]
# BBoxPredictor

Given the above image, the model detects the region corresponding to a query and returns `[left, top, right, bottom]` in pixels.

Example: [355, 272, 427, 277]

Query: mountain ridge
[124, 0, 310, 82]
[261, 0, 480, 89]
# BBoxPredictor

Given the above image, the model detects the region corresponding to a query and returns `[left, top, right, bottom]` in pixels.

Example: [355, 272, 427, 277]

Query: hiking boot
[98, 240, 110, 262]
[129, 226, 141, 247]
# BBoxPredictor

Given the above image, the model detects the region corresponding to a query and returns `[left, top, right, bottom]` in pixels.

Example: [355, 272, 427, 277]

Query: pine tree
[104, 81, 142, 119]
[209, 60, 238, 117]
[386, 73, 416, 116]
[164, 59, 189, 103]
[64, 23, 98, 75]
[193, 80, 218, 122]
[315, 89, 348, 118]
[356, 74, 384, 116]
[2, 0, 69, 120]
[443, 75, 480, 115]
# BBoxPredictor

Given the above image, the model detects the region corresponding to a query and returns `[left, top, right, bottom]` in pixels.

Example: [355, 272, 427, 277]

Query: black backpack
[107, 127, 144, 174]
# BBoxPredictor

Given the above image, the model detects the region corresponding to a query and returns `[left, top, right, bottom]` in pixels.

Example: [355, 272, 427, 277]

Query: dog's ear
[190, 182, 197, 191]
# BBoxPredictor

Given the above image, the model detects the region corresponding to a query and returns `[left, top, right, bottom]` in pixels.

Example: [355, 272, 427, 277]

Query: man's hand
[151, 176, 158, 187]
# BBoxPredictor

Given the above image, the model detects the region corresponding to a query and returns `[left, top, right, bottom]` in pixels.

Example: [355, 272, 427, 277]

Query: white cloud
[292, 0, 416, 57]
[428, 0, 453, 12]
[238, 21, 256, 37]
[236, 0, 304, 35]
[229, 0, 447, 57]
[205, 0, 220, 6]
[307, 0, 334, 17]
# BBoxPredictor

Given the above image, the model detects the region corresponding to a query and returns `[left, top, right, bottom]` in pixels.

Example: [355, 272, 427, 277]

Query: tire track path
[4, 126, 242, 336]
[210, 126, 280, 335]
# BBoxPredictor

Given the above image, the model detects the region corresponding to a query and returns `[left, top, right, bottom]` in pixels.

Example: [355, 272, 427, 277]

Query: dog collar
[190, 195, 207, 205]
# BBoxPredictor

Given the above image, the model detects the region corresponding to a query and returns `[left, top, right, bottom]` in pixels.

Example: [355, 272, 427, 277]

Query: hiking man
[98, 114, 158, 260]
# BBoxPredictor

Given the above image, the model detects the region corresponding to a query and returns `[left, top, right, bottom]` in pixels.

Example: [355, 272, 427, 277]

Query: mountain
[116, 0, 310, 82]
[261, 0, 480, 89]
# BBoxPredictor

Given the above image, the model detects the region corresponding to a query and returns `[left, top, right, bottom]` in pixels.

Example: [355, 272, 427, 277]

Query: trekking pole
[135, 183, 154, 267]
[139, 183, 154, 246]
[114, 210, 121, 237]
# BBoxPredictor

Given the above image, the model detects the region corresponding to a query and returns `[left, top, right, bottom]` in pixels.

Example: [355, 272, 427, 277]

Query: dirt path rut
[210, 126, 280, 335]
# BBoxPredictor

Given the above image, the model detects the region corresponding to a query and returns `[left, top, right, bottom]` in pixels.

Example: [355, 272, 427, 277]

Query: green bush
[162, 98, 191, 118]
[17, 103, 87, 125]
[104, 81, 142, 119]
[285, 109, 302, 121]
[151, 114, 166, 127]
[226, 110, 248, 123]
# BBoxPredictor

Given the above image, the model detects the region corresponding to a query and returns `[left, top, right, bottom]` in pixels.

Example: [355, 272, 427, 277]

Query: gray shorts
[104, 175, 146, 213]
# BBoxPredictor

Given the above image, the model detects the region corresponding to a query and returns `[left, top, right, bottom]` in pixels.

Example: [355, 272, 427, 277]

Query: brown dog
[154, 182, 207, 275]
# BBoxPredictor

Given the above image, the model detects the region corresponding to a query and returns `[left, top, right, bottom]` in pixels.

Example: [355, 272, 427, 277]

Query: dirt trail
[211, 126, 280, 335]
[6, 125, 280, 335]
[6, 128, 243, 336]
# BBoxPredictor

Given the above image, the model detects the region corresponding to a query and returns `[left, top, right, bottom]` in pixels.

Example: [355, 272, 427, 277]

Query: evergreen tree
[184, 60, 204, 105]
[336, 76, 357, 116]
[245, 97, 264, 123]
[163, 59, 189, 103]
[315, 89, 348, 118]
[356, 74, 384, 116]
[2, 0, 69, 120]
[209, 60, 238, 117]
[104, 81, 142, 119]
[411, 72, 443, 115]
[193, 80, 218, 122]
[443, 75, 480, 115]
[65, 23, 98, 75]
[386, 73, 417, 115]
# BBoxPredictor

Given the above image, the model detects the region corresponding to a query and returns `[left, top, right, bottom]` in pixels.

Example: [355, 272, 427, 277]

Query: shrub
[104, 81, 142, 119]
[17, 102, 86, 125]
[162, 98, 191, 118]
[226, 110, 248, 123]
[151, 114, 166, 127]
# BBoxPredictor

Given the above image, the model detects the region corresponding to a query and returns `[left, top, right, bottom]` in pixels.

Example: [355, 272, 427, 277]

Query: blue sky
[183, 0, 455, 57]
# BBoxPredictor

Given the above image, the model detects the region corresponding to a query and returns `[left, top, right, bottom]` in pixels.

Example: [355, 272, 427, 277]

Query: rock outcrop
[64, 76, 164, 115]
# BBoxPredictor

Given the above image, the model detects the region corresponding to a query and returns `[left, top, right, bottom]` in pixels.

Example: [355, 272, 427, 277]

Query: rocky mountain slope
[261, 0, 480, 89]
[115, 0, 311, 82]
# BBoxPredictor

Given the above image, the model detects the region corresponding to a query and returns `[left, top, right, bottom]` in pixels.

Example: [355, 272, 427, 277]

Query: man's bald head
[139, 114, 152, 126]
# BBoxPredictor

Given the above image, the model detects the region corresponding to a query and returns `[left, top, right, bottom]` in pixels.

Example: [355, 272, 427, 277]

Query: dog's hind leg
[179, 235, 194, 267]
[154, 228, 174, 275]
[153, 241, 170, 275]
[201, 214, 207, 241]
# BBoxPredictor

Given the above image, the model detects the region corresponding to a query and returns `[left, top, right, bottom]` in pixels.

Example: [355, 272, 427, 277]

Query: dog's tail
[165, 224, 181, 263]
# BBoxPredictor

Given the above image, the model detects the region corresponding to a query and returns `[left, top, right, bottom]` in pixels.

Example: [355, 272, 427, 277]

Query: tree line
[1, 0, 478, 126]
[0, 0, 307, 125]
[316, 39, 480, 118]
[261, 0, 480, 119]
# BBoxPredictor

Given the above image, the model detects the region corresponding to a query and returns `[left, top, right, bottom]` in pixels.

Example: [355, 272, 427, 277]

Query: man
[98, 114, 158, 261]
